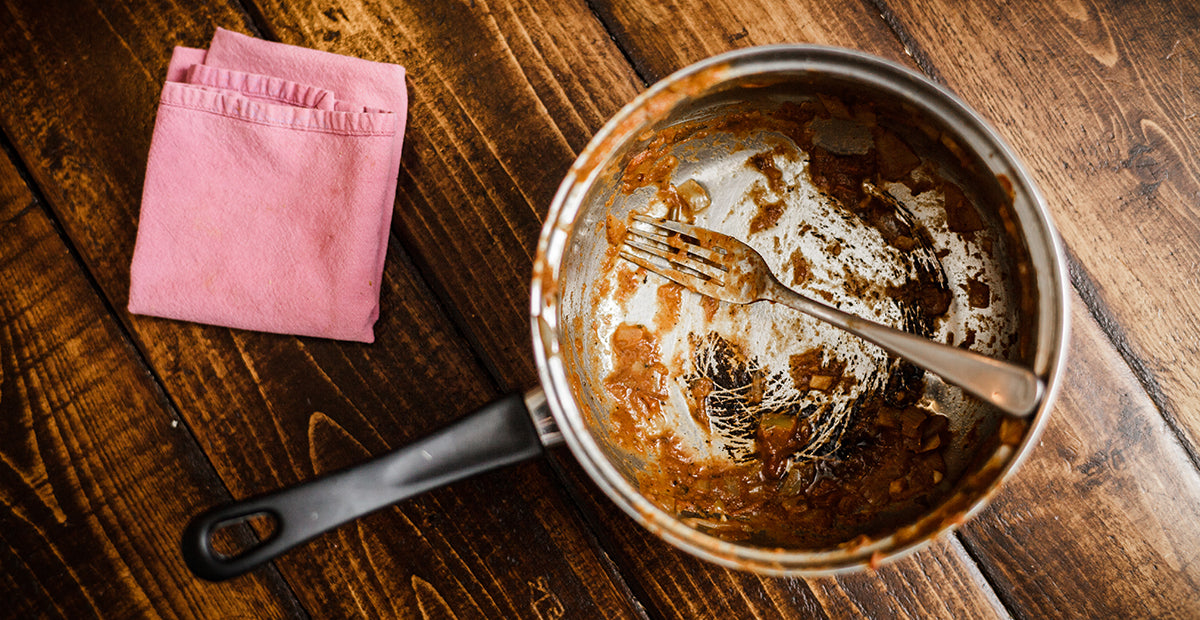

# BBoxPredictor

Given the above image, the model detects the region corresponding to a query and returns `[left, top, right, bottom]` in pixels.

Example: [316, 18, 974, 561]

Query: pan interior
[554, 73, 1037, 551]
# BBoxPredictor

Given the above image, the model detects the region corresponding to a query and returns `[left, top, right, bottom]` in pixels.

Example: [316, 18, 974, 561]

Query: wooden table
[2, 0, 1198, 617]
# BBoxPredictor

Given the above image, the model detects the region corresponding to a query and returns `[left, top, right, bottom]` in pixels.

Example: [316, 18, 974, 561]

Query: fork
[619, 214, 1044, 417]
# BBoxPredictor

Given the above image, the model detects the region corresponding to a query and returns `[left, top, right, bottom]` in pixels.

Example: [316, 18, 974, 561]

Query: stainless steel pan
[182, 45, 1068, 580]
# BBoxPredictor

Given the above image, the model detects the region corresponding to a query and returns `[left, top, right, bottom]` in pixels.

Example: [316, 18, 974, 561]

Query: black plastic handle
[181, 393, 542, 581]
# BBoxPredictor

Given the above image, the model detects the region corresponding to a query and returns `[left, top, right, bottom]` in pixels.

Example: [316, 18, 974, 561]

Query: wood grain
[0, 1, 640, 617]
[873, 0, 1200, 460]
[2, 0, 1198, 617]
[589, 0, 916, 81]
[0, 153, 303, 618]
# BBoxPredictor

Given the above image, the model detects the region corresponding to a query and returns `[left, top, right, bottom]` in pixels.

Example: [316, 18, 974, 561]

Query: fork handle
[765, 284, 1044, 417]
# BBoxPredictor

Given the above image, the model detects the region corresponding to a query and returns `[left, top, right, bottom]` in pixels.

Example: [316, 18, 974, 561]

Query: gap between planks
[0, 126, 315, 620]
[1064, 248, 1200, 471]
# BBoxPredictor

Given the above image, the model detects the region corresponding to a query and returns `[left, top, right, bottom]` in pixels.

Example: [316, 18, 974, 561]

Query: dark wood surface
[1, 0, 1197, 617]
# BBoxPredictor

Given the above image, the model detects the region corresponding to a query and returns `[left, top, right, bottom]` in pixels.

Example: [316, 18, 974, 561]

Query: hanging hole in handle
[209, 511, 280, 559]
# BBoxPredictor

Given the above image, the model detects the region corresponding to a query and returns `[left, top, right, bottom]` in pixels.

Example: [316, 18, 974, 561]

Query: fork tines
[619, 215, 728, 289]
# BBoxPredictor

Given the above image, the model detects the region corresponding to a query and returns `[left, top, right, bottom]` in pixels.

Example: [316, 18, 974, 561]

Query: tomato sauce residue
[942, 182, 984, 235]
[747, 185, 787, 234]
[701, 295, 721, 322]
[788, 249, 812, 287]
[788, 348, 847, 393]
[605, 211, 627, 247]
[687, 377, 714, 431]
[602, 327, 958, 548]
[964, 277, 992, 309]
[633, 366, 954, 547]
[603, 323, 670, 438]
[595, 90, 1018, 551]
[615, 266, 642, 304]
[654, 282, 684, 332]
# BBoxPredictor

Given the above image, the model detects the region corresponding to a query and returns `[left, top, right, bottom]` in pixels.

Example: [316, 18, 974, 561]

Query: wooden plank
[246, 0, 1016, 616]
[0, 2, 641, 617]
[957, 291, 1200, 618]
[872, 0, 1200, 457]
[0, 153, 303, 618]
[588, 0, 916, 81]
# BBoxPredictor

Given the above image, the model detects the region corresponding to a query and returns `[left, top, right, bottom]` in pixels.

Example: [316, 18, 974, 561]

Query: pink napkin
[128, 29, 408, 342]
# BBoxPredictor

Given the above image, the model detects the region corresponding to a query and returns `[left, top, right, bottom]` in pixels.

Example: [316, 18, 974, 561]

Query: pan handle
[181, 392, 544, 581]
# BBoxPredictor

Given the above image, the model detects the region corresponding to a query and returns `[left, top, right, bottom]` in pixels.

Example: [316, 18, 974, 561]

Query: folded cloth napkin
[128, 28, 408, 342]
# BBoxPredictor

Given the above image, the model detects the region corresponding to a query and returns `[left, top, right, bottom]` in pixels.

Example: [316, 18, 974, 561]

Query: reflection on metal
[526, 388, 563, 447]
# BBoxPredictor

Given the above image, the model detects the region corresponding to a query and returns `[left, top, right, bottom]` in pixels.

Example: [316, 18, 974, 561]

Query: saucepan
[182, 45, 1068, 580]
